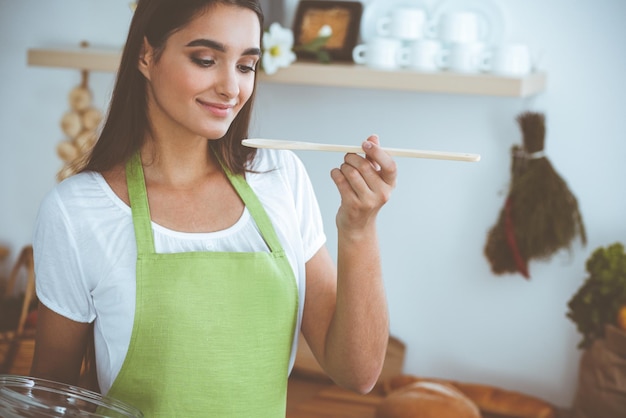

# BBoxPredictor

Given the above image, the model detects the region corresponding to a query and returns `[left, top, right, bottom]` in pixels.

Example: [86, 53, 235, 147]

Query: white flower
[262, 22, 297, 75]
[318, 25, 333, 38]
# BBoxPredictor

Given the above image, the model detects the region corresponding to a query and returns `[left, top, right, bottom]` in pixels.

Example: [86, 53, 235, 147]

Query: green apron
[106, 153, 298, 417]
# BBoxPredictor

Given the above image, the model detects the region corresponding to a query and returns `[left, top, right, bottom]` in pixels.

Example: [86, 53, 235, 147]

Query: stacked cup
[352, 7, 431, 71]
[427, 8, 532, 76]
[435, 10, 491, 74]
[352, 4, 532, 77]
[485, 43, 533, 77]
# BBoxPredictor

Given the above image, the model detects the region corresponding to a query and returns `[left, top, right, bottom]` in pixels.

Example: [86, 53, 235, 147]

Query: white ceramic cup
[437, 11, 488, 44]
[407, 39, 447, 72]
[487, 43, 532, 76]
[447, 42, 489, 73]
[352, 37, 409, 70]
[376, 7, 428, 41]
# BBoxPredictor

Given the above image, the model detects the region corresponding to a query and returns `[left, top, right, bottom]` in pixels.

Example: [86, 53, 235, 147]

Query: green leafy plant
[261, 23, 332, 75]
[293, 25, 333, 64]
[566, 242, 626, 348]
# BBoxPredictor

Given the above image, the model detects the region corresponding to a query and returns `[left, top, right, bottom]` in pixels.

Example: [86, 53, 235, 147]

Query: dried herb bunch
[484, 112, 587, 278]
[567, 243, 626, 348]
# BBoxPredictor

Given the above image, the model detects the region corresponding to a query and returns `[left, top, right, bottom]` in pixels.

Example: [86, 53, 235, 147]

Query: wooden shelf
[27, 46, 546, 97]
[28, 46, 122, 73]
[259, 62, 546, 97]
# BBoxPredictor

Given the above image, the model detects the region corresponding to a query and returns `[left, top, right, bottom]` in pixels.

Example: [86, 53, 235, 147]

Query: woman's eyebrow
[185, 38, 261, 56]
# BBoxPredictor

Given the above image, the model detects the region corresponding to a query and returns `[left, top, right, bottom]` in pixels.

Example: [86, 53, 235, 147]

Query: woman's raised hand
[330, 134, 397, 232]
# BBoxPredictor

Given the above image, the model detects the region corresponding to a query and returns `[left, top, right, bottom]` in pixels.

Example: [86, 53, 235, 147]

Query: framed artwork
[292, 1, 363, 62]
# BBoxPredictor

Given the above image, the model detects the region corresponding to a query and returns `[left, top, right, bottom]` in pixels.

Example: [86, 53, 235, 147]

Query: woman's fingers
[330, 135, 397, 228]
[339, 138, 397, 198]
[361, 136, 397, 188]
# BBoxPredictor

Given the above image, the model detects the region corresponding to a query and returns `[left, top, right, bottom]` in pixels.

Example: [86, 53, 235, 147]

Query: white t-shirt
[33, 149, 327, 394]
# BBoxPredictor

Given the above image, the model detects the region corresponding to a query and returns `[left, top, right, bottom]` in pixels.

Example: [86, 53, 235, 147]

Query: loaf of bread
[382, 375, 557, 418]
[376, 380, 481, 418]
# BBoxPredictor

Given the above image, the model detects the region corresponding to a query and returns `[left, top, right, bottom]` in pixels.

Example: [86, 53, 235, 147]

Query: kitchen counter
[287, 376, 381, 418]
[286, 375, 572, 418]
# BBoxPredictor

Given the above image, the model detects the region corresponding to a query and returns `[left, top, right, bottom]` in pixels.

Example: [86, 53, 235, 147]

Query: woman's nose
[216, 67, 240, 99]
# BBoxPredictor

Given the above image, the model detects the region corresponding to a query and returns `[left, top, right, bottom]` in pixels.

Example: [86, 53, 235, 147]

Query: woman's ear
[138, 37, 153, 79]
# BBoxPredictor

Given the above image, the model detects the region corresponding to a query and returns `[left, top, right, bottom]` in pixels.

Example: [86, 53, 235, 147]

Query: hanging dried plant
[484, 112, 587, 278]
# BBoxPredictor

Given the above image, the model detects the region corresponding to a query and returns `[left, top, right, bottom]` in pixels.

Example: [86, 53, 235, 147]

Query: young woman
[30, 0, 397, 416]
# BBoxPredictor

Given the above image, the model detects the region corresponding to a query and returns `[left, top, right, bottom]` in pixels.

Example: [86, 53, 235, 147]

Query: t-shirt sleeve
[283, 152, 327, 261]
[32, 188, 96, 323]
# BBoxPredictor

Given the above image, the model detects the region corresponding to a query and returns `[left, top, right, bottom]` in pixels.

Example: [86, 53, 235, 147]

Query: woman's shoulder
[49, 171, 107, 201]
[249, 148, 307, 175]
[246, 148, 320, 209]
[38, 170, 129, 223]
[41, 171, 99, 206]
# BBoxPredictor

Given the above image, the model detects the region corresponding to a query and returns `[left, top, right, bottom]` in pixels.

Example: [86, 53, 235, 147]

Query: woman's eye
[191, 57, 215, 67]
[238, 64, 257, 73]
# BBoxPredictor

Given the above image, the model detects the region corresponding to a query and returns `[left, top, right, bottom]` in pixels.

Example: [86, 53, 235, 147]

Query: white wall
[1, 0, 625, 408]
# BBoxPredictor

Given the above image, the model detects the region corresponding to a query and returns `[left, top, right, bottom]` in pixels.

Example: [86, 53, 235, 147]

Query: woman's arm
[30, 303, 91, 386]
[301, 135, 396, 394]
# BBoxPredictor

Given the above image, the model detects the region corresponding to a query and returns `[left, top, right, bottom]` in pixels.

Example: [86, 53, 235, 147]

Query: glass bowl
[0, 375, 143, 417]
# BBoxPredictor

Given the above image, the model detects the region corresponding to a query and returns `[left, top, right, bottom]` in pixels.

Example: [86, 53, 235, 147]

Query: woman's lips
[197, 99, 233, 117]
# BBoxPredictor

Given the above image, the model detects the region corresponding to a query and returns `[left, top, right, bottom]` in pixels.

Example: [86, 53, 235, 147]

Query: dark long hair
[82, 0, 264, 175]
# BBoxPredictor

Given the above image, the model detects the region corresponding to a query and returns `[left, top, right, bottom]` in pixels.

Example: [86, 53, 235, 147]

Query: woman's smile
[197, 99, 235, 118]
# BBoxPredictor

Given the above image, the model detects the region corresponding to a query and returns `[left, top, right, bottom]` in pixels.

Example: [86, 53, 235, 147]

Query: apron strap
[126, 152, 156, 255]
[218, 162, 284, 256]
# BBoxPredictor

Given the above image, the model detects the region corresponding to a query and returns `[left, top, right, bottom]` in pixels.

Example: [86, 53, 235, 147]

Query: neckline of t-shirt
[92, 171, 252, 240]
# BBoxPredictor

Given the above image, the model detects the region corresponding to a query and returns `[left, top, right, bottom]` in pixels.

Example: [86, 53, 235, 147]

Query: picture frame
[292, 1, 363, 62]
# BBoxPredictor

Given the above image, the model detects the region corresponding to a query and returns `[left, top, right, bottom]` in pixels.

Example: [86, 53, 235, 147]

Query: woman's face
[139, 4, 261, 141]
